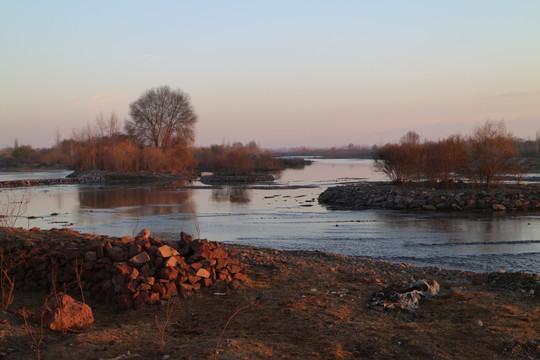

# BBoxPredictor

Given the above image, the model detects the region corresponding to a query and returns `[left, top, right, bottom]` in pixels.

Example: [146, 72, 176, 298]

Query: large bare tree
[126, 86, 197, 149]
[468, 120, 519, 188]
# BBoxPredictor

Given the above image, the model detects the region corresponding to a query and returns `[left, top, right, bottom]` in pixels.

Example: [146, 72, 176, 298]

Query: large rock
[39, 293, 94, 332]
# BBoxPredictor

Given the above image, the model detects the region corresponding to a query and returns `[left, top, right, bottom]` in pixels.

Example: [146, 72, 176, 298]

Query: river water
[1, 160, 539, 274]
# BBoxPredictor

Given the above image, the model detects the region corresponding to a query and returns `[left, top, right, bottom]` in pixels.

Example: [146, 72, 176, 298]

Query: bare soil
[0, 227, 538, 359]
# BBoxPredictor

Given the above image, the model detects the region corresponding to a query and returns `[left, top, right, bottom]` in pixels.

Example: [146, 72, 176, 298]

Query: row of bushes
[372, 121, 532, 188]
[193, 141, 282, 175]
[0, 115, 284, 175]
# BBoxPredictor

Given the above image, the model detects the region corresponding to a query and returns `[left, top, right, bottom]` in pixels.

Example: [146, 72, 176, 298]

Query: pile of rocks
[319, 183, 540, 211]
[68, 170, 106, 184]
[8, 230, 248, 310]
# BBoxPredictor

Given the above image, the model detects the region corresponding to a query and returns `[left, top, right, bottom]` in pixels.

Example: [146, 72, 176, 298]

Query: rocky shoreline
[319, 182, 540, 211]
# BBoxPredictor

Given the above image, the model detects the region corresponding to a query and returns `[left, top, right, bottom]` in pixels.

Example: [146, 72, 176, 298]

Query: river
[1, 159, 539, 274]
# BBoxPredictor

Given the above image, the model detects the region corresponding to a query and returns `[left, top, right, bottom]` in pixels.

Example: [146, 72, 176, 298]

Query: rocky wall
[7, 230, 247, 310]
[319, 183, 540, 211]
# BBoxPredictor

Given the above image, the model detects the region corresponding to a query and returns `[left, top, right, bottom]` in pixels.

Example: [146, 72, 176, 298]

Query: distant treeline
[276, 144, 372, 159]
[0, 115, 294, 175]
[372, 120, 538, 188]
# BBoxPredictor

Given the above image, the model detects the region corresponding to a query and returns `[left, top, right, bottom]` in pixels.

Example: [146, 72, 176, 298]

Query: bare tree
[126, 86, 197, 149]
[400, 130, 420, 145]
[96, 112, 122, 139]
[468, 120, 520, 188]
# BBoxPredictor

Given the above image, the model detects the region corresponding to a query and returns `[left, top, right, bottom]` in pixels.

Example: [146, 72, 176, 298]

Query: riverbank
[0, 227, 538, 359]
[319, 182, 540, 211]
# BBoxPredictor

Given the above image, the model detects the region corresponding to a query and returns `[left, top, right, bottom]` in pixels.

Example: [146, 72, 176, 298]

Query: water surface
[1, 160, 538, 274]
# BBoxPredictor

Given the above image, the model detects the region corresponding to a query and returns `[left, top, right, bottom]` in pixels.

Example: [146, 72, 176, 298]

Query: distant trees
[372, 120, 526, 188]
[193, 142, 281, 175]
[68, 113, 195, 172]
[126, 86, 197, 149]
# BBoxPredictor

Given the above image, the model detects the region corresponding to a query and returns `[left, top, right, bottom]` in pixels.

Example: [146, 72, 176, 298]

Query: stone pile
[319, 183, 540, 211]
[8, 230, 248, 310]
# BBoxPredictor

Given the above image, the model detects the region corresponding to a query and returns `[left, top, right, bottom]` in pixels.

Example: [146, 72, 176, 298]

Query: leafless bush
[0, 189, 32, 227]
[155, 298, 175, 352]
[0, 248, 25, 310]
[22, 307, 44, 360]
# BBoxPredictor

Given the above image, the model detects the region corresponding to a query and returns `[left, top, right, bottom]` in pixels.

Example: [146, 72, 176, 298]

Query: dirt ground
[0, 228, 538, 360]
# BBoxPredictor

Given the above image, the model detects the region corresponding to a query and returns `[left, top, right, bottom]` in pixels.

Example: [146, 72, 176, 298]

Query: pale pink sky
[1, 1, 539, 149]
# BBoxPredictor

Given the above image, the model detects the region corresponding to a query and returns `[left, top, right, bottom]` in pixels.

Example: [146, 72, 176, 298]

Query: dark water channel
[1, 160, 539, 274]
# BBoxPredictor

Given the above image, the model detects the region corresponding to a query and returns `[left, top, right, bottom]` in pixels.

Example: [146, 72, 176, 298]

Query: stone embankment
[0, 178, 81, 188]
[5, 229, 247, 310]
[319, 182, 540, 211]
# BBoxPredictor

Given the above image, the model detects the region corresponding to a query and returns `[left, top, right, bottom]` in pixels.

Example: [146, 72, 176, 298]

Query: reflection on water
[212, 188, 252, 203]
[78, 185, 194, 216]
[1, 159, 538, 274]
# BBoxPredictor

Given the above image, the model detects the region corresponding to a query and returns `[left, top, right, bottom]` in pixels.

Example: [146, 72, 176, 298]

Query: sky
[1, 1, 539, 149]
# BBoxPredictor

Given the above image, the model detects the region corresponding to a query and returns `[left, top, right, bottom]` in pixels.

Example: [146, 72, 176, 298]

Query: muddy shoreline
[0, 227, 538, 359]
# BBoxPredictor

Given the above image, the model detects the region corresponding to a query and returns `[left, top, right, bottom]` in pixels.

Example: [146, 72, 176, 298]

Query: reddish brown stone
[202, 278, 213, 287]
[210, 248, 229, 259]
[201, 258, 217, 267]
[139, 263, 155, 277]
[157, 245, 179, 258]
[195, 268, 211, 278]
[190, 262, 204, 270]
[136, 228, 150, 239]
[120, 236, 134, 244]
[192, 283, 201, 291]
[139, 276, 155, 285]
[152, 282, 166, 295]
[115, 264, 139, 279]
[163, 257, 178, 267]
[179, 232, 194, 247]
[187, 275, 201, 284]
[128, 244, 142, 258]
[216, 258, 230, 270]
[159, 267, 179, 281]
[190, 240, 212, 252]
[228, 264, 243, 274]
[138, 283, 152, 291]
[133, 291, 149, 309]
[164, 282, 178, 297]
[129, 251, 151, 264]
[148, 292, 161, 305]
[233, 272, 248, 281]
[118, 280, 138, 294]
[136, 238, 151, 249]
[39, 293, 94, 332]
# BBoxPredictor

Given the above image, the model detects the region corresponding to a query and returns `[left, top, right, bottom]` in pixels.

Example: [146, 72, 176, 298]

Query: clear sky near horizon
[1, 1, 539, 149]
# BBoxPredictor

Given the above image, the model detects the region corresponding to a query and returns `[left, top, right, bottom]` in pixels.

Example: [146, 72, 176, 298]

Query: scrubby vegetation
[193, 141, 282, 175]
[372, 120, 537, 187]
